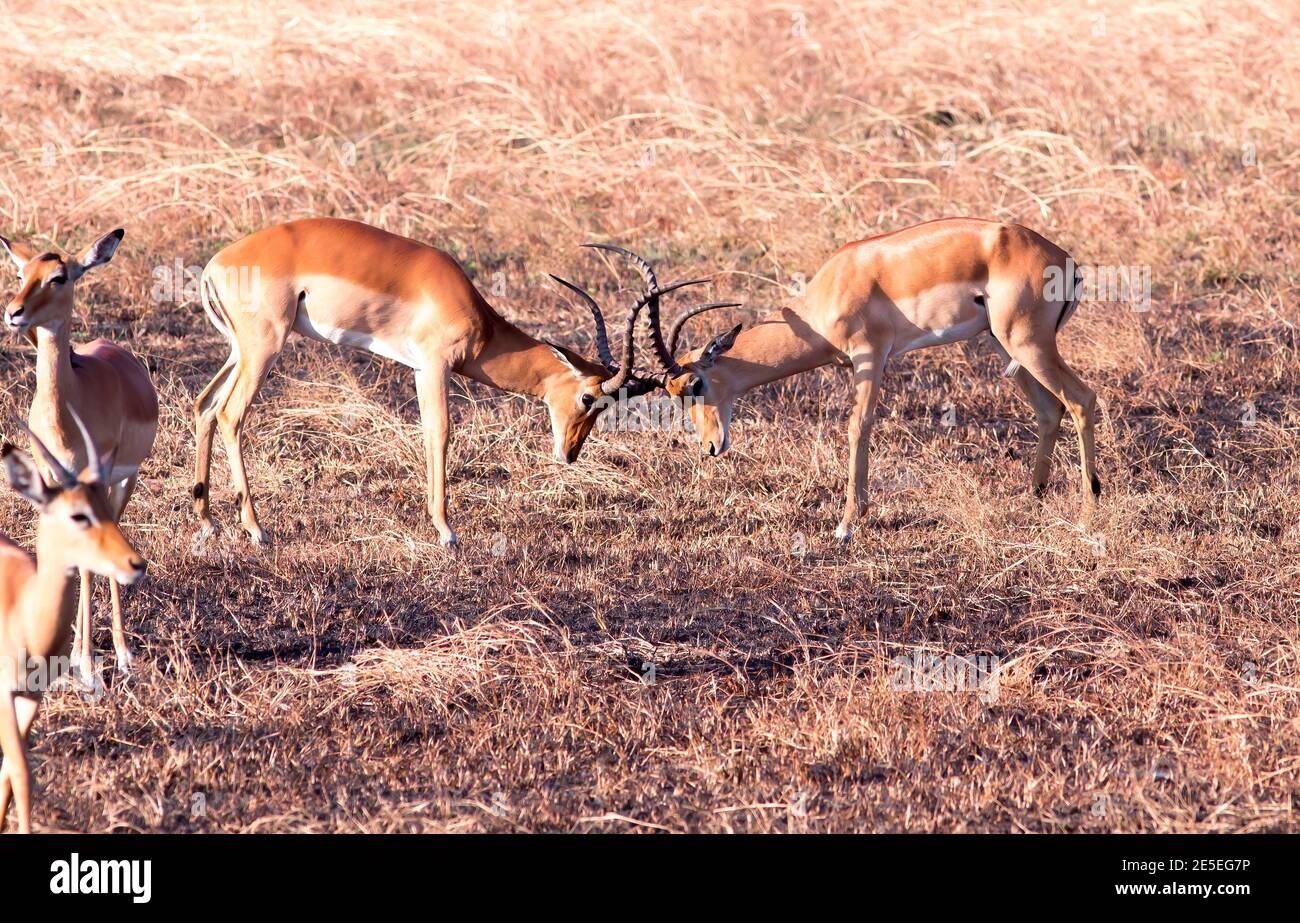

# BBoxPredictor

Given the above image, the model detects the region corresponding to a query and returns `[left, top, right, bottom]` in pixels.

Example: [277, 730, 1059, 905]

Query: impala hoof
[439, 529, 459, 549]
[245, 526, 270, 546]
[833, 523, 853, 544]
[72, 656, 95, 681]
[114, 646, 134, 676]
[75, 668, 105, 702]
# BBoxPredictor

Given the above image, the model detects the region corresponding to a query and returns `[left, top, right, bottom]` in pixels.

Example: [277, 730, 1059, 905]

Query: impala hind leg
[0, 693, 40, 833]
[835, 347, 887, 543]
[998, 338, 1098, 502]
[414, 363, 457, 547]
[193, 355, 236, 534]
[217, 337, 286, 545]
[989, 334, 1065, 495]
[1016, 370, 1066, 497]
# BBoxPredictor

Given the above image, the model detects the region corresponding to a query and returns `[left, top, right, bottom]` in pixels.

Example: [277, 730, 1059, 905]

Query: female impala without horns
[1, 229, 159, 681]
[193, 218, 699, 547]
[648, 218, 1099, 541]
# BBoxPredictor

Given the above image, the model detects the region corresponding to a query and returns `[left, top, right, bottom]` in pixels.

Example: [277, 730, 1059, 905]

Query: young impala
[648, 218, 1099, 541]
[1, 229, 158, 680]
[0, 420, 148, 833]
[192, 219, 699, 547]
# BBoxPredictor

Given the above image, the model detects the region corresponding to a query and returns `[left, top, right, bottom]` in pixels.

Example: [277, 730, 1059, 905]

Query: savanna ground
[0, 0, 1297, 833]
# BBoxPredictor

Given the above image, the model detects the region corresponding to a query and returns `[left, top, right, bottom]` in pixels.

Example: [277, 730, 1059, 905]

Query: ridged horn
[549, 274, 615, 370]
[601, 278, 709, 395]
[667, 302, 743, 358]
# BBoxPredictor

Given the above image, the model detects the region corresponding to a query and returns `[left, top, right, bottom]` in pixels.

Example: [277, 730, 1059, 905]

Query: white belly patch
[294, 313, 422, 370]
[889, 282, 990, 357]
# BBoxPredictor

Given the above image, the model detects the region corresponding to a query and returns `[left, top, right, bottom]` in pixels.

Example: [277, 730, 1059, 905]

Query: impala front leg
[73, 569, 97, 686]
[108, 476, 139, 674]
[0, 692, 38, 834]
[415, 364, 456, 547]
[835, 348, 886, 543]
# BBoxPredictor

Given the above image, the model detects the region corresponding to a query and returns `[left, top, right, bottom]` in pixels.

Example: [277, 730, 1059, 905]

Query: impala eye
[688, 377, 704, 397]
[47, 273, 66, 286]
[580, 393, 596, 410]
[70, 512, 92, 529]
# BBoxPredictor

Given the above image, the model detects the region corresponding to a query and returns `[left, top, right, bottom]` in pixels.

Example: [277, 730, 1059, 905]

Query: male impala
[0, 421, 148, 833]
[192, 219, 697, 546]
[650, 218, 1099, 541]
[1, 229, 158, 680]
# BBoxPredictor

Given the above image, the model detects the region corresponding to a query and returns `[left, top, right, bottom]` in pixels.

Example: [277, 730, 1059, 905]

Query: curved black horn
[667, 302, 743, 358]
[641, 279, 717, 380]
[549, 274, 615, 370]
[582, 243, 678, 376]
[581, 243, 659, 293]
[601, 278, 709, 395]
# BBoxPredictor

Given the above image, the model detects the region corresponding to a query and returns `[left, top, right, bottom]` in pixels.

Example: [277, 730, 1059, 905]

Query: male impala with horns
[644, 218, 1100, 543]
[192, 220, 707, 547]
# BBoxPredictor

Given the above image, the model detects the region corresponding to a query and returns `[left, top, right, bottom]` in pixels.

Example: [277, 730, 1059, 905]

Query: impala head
[632, 272, 744, 456]
[2, 412, 146, 585]
[661, 324, 743, 456]
[545, 245, 710, 464]
[541, 341, 616, 464]
[0, 228, 123, 336]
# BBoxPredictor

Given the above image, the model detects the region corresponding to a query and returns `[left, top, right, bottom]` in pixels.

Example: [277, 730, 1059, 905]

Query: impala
[1, 229, 159, 680]
[0, 420, 148, 833]
[192, 219, 701, 546]
[648, 218, 1099, 541]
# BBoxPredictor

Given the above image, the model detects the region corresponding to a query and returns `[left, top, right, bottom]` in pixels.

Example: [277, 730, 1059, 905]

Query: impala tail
[199, 261, 236, 343]
[1055, 261, 1085, 331]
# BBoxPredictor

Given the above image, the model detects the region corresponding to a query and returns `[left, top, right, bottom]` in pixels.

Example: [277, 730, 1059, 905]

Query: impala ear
[695, 324, 742, 370]
[2, 445, 54, 508]
[0, 235, 34, 272]
[69, 228, 124, 281]
[545, 341, 586, 381]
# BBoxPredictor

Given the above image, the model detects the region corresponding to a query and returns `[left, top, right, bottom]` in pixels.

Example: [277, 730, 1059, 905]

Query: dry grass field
[0, 0, 1297, 833]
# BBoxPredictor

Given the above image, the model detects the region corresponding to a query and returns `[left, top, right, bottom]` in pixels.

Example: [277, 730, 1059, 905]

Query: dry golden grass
[0, 0, 1298, 831]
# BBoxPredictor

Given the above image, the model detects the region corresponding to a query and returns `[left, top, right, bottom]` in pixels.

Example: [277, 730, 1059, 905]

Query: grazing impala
[192, 219, 699, 546]
[649, 218, 1099, 541]
[1, 229, 158, 680]
[0, 421, 148, 833]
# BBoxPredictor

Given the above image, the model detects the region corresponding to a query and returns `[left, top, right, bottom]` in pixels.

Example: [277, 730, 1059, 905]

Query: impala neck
[33, 323, 77, 420]
[23, 525, 79, 641]
[710, 308, 839, 395]
[461, 312, 599, 397]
